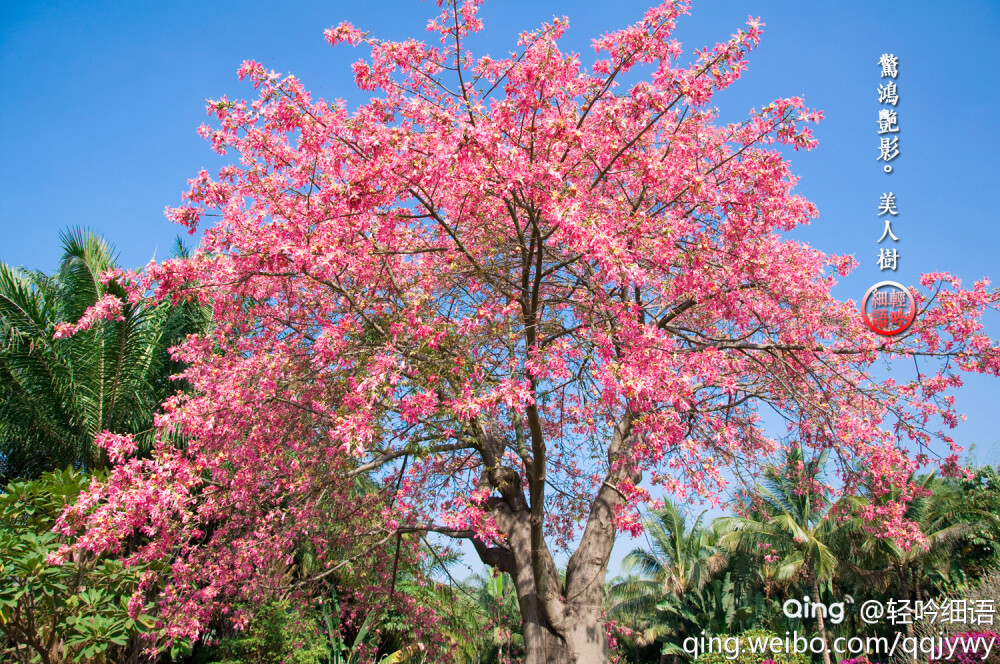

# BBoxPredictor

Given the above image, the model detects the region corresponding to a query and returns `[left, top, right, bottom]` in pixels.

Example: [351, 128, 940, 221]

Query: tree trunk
[471, 415, 636, 664]
[897, 562, 908, 607]
[811, 574, 832, 664]
[504, 510, 611, 664]
[473, 490, 611, 664]
[899, 563, 915, 640]
[519, 602, 570, 664]
[516, 595, 609, 664]
[562, 608, 611, 663]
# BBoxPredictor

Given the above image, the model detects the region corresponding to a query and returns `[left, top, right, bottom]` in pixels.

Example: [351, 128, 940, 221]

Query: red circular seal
[861, 281, 915, 336]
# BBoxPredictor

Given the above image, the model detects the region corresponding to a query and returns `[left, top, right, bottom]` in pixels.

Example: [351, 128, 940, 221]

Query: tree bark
[517, 591, 570, 664]
[898, 563, 915, 641]
[470, 416, 637, 663]
[811, 573, 832, 664]
[513, 591, 610, 664]
[484, 493, 610, 664]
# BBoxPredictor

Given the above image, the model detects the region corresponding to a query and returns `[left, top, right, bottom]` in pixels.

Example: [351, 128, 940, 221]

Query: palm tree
[950, 464, 1000, 584]
[607, 502, 727, 661]
[718, 447, 847, 664]
[397, 566, 523, 664]
[871, 472, 998, 647]
[463, 570, 525, 663]
[0, 228, 207, 480]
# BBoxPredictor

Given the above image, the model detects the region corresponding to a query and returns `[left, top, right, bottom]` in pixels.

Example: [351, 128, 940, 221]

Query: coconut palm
[717, 447, 850, 664]
[607, 502, 727, 660]
[899, 473, 1000, 599]
[950, 464, 1000, 583]
[0, 228, 207, 480]
[875, 472, 997, 649]
[464, 570, 525, 663]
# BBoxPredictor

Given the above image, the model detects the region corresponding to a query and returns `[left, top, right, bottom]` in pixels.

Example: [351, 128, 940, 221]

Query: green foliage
[607, 502, 730, 652]
[718, 447, 844, 591]
[0, 467, 155, 664]
[0, 228, 209, 481]
[655, 571, 766, 638]
[693, 629, 809, 664]
[360, 540, 522, 664]
[199, 601, 329, 664]
[606, 459, 1000, 664]
[917, 571, 1000, 641]
[195, 586, 432, 664]
[949, 466, 1000, 584]
[450, 571, 524, 664]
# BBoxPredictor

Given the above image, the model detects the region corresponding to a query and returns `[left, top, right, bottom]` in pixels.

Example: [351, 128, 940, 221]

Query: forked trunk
[505, 521, 610, 664]
[474, 416, 634, 664]
[474, 498, 612, 663]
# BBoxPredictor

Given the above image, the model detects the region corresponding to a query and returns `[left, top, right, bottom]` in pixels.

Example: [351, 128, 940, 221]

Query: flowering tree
[58, 1, 1000, 662]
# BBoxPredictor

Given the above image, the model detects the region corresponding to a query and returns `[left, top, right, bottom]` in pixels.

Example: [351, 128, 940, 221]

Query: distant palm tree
[896, 474, 994, 600]
[0, 228, 207, 480]
[872, 472, 996, 646]
[607, 502, 727, 659]
[718, 447, 851, 664]
[411, 568, 523, 664]
[465, 570, 525, 663]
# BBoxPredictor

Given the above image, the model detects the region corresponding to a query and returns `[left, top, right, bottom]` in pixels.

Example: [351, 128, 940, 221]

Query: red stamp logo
[862, 281, 915, 336]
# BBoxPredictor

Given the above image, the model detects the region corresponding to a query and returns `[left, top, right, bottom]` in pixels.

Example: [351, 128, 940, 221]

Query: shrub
[693, 629, 810, 664]
[199, 601, 329, 664]
[0, 468, 155, 664]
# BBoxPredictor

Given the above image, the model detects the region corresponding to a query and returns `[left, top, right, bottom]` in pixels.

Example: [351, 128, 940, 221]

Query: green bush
[693, 629, 811, 664]
[199, 601, 329, 664]
[0, 467, 155, 664]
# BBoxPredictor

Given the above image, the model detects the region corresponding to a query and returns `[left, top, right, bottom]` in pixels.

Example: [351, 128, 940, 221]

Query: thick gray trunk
[520, 604, 569, 664]
[510, 460, 623, 663]
[473, 415, 636, 664]
[562, 608, 610, 663]
[518, 598, 609, 664]
[507, 512, 610, 664]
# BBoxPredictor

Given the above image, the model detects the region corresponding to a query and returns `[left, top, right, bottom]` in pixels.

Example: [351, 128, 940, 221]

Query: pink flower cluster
[53, 294, 125, 338]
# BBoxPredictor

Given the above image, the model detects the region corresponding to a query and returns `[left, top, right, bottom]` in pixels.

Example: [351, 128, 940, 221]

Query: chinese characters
[862, 281, 915, 336]
[876, 53, 899, 174]
[876, 54, 901, 272]
[862, 53, 915, 336]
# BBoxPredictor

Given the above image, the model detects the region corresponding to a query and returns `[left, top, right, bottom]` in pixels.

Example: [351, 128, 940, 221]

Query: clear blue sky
[3, 1, 999, 572]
